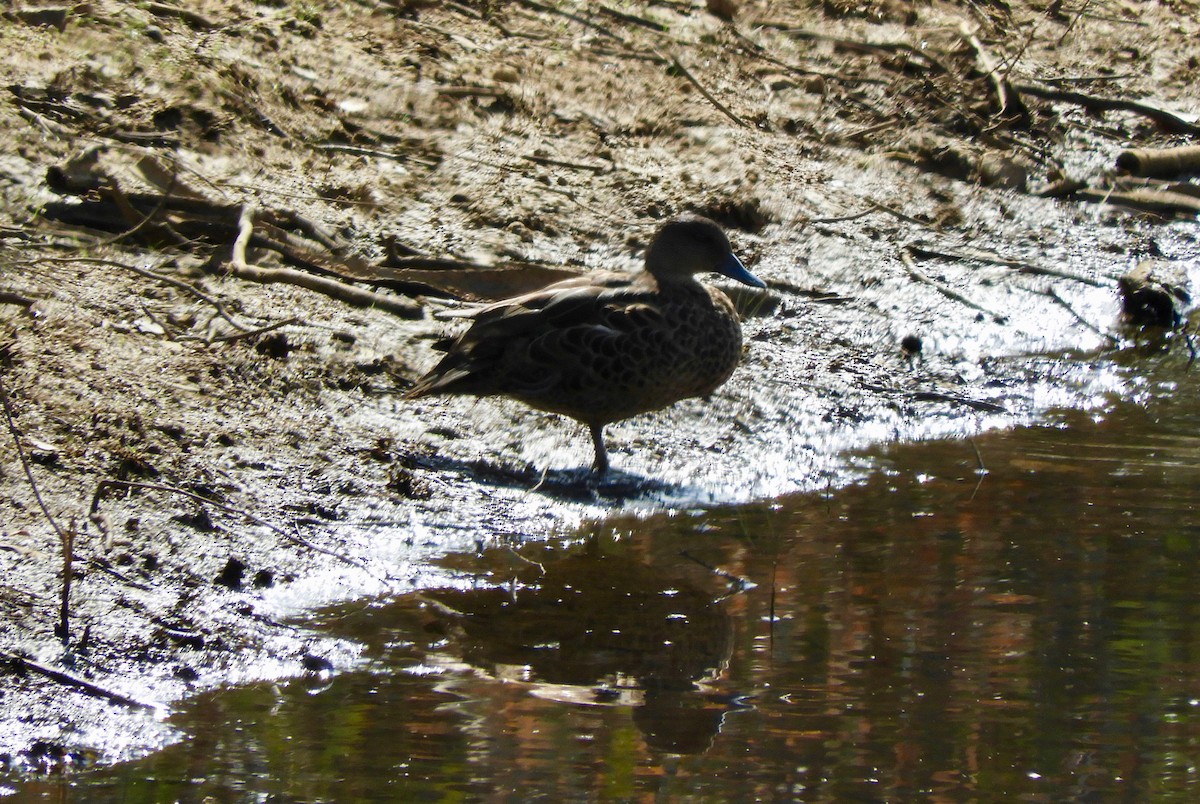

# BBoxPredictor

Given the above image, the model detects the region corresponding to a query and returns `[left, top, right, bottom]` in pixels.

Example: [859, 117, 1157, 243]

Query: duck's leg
[589, 423, 609, 475]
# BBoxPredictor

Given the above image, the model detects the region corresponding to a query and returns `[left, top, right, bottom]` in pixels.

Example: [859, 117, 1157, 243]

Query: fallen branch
[958, 22, 1029, 124]
[769, 25, 950, 74]
[1012, 82, 1200, 136]
[225, 204, 423, 319]
[146, 2, 217, 29]
[1035, 286, 1120, 346]
[1115, 145, 1200, 178]
[906, 242, 1109, 287]
[900, 247, 1007, 323]
[0, 650, 159, 711]
[1071, 187, 1200, 217]
[664, 53, 750, 128]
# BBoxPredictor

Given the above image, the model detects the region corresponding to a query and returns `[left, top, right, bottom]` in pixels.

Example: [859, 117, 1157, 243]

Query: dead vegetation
[0, 0, 1198, 772]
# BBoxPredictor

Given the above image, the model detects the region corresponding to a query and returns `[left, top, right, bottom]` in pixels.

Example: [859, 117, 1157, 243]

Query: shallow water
[17, 347, 1200, 801]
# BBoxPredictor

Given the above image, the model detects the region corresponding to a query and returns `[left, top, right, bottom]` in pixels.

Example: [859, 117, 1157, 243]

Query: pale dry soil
[0, 0, 1198, 770]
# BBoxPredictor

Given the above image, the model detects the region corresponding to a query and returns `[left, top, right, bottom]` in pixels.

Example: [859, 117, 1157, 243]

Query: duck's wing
[408, 273, 666, 398]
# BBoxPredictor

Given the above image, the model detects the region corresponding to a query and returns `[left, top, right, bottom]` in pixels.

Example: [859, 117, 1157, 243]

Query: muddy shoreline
[2, 0, 1198, 772]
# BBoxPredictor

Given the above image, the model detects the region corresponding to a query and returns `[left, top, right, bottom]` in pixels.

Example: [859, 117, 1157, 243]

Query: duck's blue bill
[718, 252, 767, 289]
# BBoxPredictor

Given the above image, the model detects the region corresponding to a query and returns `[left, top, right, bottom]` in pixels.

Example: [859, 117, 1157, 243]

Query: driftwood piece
[1013, 82, 1200, 136]
[1073, 187, 1200, 217]
[1115, 145, 1200, 179]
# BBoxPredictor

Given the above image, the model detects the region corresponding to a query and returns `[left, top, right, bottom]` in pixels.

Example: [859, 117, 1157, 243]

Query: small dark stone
[173, 665, 199, 681]
[214, 557, 246, 590]
[174, 506, 217, 533]
[164, 628, 205, 649]
[254, 332, 294, 359]
[251, 569, 275, 588]
[900, 334, 923, 356]
[29, 447, 58, 466]
[301, 653, 334, 674]
[706, 0, 738, 21]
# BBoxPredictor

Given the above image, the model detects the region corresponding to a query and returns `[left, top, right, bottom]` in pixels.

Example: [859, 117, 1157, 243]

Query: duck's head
[643, 214, 766, 288]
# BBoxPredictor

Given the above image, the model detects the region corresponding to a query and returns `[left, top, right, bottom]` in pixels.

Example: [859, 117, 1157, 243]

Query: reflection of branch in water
[679, 550, 756, 596]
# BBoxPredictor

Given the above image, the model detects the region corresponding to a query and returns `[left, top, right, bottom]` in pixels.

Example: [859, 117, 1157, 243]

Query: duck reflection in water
[407, 215, 767, 476]
[422, 547, 745, 754]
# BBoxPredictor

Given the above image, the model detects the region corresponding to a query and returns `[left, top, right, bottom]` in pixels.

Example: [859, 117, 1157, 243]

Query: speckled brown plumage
[407, 215, 766, 474]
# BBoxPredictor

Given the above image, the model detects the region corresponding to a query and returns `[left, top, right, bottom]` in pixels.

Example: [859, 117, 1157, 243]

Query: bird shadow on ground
[405, 451, 687, 504]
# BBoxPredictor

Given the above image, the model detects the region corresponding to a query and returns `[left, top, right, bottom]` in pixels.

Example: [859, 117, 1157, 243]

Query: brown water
[18, 354, 1200, 801]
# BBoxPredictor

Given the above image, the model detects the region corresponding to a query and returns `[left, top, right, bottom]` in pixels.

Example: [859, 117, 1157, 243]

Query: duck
[406, 214, 766, 475]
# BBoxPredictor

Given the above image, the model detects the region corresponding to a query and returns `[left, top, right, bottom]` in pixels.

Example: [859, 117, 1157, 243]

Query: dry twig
[1036, 286, 1120, 346]
[906, 242, 1109, 287]
[224, 204, 423, 319]
[0, 650, 159, 711]
[89, 479, 379, 578]
[900, 247, 1007, 323]
[29, 256, 254, 333]
[958, 22, 1030, 124]
[0, 349, 74, 644]
[664, 53, 751, 128]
